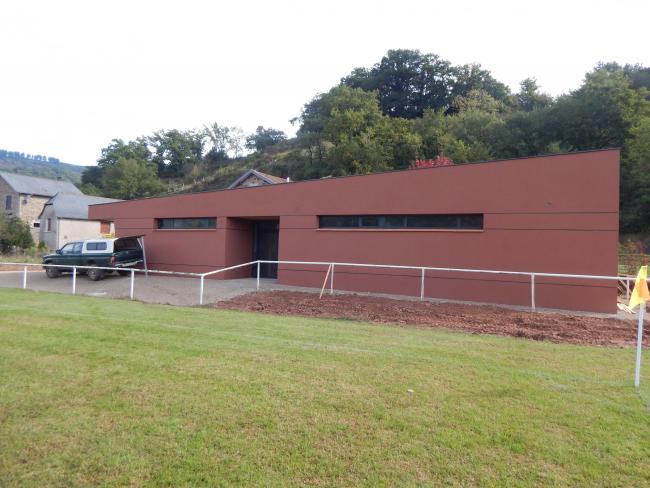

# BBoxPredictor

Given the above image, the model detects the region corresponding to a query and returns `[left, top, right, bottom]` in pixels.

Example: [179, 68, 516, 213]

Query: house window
[32, 221, 40, 228]
[47, 218, 52, 231]
[4, 195, 11, 210]
[156, 217, 216, 229]
[318, 214, 484, 230]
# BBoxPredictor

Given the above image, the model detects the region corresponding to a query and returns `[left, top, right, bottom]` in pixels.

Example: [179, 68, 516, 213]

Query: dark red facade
[89, 150, 620, 312]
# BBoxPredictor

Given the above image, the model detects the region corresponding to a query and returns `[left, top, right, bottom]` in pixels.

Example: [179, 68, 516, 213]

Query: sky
[1, 0, 648, 166]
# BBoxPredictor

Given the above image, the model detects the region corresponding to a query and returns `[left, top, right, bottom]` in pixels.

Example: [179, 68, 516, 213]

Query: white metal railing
[1, 260, 646, 311]
[0, 262, 202, 301]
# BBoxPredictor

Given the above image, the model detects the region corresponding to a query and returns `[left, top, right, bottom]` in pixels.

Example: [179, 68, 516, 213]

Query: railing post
[199, 275, 205, 305]
[22, 265, 27, 289]
[635, 305, 645, 388]
[420, 268, 425, 300]
[130, 269, 135, 300]
[256, 261, 260, 291]
[330, 264, 334, 294]
[530, 273, 536, 312]
[72, 267, 77, 295]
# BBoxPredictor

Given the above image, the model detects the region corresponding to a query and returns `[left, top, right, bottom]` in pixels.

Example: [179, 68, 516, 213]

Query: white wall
[39, 204, 58, 249]
[58, 219, 104, 248]
[40, 213, 107, 250]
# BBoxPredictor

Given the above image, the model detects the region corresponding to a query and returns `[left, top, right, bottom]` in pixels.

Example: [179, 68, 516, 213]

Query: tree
[451, 89, 505, 114]
[101, 158, 164, 199]
[551, 68, 650, 150]
[202, 123, 245, 168]
[0, 217, 34, 251]
[621, 116, 650, 232]
[448, 63, 511, 107]
[149, 129, 204, 178]
[97, 138, 151, 169]
[297, 86, 394, 176]
[515, 78, 552, 112]
[498, 109, 557, 158]
[245, 126, 287, 152]
[342, 49, 454, 118]
[81, 165, 104, 189]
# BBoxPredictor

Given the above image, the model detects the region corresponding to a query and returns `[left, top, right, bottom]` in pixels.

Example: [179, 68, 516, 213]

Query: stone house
[39, 193, 120, 250]
[0, 171, 82, 243]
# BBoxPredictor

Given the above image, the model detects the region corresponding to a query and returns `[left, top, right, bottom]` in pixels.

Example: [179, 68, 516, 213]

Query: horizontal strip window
[318, 214, 483, 230]
[157, 217, 216, 230]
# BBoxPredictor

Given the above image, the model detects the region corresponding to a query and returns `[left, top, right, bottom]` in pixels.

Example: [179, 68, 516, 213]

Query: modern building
[0, 171, 82, 241]
[89, 150, 620, 312]
[38, 193, 120, 250]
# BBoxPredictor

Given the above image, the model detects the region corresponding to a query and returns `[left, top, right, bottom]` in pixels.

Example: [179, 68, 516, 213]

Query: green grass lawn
[0, 289, 649, 487]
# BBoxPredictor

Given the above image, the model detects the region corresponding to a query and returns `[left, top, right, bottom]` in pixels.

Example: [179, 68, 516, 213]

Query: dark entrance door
[252, 220, 279, 278]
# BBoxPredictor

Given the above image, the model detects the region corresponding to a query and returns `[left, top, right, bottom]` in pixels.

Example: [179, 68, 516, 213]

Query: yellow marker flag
[629, 265, 650, 310]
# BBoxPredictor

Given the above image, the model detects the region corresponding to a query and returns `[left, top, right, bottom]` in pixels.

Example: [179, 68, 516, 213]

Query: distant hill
[0, 149, 86, 184]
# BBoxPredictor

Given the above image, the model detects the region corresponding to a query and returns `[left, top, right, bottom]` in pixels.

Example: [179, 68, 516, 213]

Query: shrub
[0, 217, 34, 252]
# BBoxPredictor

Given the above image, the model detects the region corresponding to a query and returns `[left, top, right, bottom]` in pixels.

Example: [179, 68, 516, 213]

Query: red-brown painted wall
[89, 150, 620, 312]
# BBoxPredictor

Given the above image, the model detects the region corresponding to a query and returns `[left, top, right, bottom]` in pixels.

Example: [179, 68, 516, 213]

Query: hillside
[0, 149, 86, 184]
[176, 138, 307, 194]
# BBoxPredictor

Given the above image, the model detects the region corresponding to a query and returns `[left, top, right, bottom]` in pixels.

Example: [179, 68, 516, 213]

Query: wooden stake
[319, 264, 332, 299]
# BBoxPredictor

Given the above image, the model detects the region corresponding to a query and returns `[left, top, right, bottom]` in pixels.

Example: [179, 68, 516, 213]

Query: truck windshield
[114, 238, 140, 252]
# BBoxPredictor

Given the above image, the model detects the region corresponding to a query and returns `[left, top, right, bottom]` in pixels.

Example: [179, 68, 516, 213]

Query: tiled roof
[228, 169, 287, 189]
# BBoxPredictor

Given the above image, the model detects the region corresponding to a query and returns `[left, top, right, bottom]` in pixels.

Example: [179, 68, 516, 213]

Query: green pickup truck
[42, 237, 144, 281]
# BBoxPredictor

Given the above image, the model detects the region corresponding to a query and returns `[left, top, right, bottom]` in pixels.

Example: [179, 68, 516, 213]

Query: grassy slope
[0, 289, 648, 487]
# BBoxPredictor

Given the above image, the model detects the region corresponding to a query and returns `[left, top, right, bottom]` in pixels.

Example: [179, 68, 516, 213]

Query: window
[60, 242, 82, 254]
[86, 242, 108, 251]
[156, 217, 216, 230]
[318, 214, 484, 230]
[5, 195, 11, 210]
[47, 218, 52, 231]
[60, 243, 74, 254]
[32, 221, 40, 228]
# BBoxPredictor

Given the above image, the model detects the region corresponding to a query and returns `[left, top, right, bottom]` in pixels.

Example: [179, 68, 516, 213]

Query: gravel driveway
[0, 269, 301, 306]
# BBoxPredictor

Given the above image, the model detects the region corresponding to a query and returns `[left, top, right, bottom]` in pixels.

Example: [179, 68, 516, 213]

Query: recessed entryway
[251, 220, 279, 278]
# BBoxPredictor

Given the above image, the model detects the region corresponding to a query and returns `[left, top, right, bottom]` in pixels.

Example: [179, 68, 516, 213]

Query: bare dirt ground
[0, 264, 42, 272]
[217, 291, 648, 347]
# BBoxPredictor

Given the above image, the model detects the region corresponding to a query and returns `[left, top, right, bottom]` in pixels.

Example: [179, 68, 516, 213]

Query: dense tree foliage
[246, 126, 287, 152]
[84, 51, 650, 233]
[0, 215, 34, 252]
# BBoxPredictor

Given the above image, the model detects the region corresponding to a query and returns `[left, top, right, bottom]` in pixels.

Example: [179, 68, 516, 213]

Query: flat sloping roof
[0, 171, 82, 197]
[90, 148, 620, 207]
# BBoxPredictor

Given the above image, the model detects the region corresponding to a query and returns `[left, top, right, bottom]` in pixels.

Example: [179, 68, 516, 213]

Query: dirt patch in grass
[0, 264, 42, 272]
[217, 291, 647, 347]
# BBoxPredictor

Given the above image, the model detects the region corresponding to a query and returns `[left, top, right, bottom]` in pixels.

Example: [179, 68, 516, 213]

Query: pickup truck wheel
[87, 267, 105, 281]
[45, 266, 61, 278]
